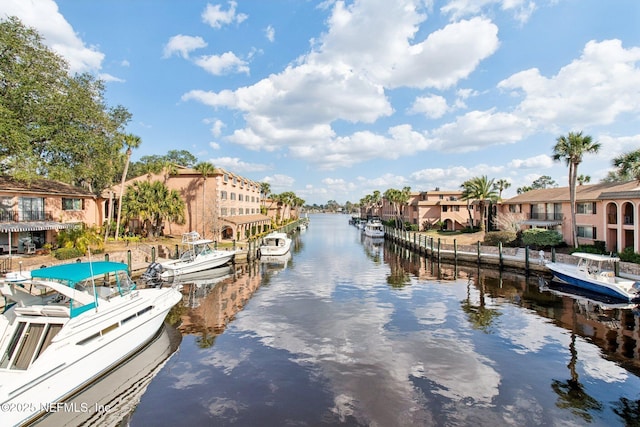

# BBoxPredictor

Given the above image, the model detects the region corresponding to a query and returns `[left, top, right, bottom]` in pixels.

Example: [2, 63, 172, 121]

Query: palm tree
[552, 131, 600, 248]
[612, 149, 640, 183]
[194, 161, 216, 238]
[493, 178, 511, 200]
[260, 182, 271, 213]
[371, 190, 382, 217]
[460, 176, 498, 231]
[115, 133, 141, 240]
[576, 174, 591, 185]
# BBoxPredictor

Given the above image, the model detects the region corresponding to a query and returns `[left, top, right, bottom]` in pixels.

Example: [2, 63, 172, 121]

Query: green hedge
[521, 228, 563, 248]
[53, 247, 84, 260]
[483, 231, 517, 246]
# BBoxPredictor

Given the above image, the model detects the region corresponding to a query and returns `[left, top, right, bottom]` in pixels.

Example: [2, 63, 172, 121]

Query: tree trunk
[115, 149, 131, 241]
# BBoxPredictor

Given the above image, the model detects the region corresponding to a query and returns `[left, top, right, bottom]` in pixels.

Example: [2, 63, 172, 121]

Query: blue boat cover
[30, 261, 129, 284]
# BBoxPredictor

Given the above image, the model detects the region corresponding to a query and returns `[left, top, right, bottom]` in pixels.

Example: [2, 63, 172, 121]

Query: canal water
[82, 214, 640, 426]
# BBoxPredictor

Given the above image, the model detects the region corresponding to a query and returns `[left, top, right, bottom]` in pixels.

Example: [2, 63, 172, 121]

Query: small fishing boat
[157, 232, 236, 280]
[0, 261, 182, 426]
[258, 232, 292, 257]
[544, 252, 640, 302]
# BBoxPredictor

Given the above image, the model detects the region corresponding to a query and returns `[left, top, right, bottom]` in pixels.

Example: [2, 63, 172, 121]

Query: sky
[1, 0, 639, 205]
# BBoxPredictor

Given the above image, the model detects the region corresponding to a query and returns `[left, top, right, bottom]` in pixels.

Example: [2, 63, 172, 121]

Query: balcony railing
[528, 212, 564, 221]
[0, 210, 54, 222]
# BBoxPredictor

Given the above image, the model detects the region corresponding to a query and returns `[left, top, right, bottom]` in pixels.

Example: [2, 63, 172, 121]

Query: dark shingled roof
[0, 176, 95, 197]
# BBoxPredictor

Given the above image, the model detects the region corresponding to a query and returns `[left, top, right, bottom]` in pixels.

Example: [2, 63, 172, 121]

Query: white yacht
[158, 231, 236, 279]
[258, 232, 292, 257]
[364, 219, 385, 238]
[0, 261, 182, 426]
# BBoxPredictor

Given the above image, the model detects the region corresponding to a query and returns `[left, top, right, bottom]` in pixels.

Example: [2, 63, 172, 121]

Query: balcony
[528, 212, 564, 221]
[0, 210, 54, 222]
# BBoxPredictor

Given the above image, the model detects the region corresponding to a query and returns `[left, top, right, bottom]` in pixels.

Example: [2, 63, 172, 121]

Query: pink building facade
[0, 177, 101, 255]
[499, 181, 640, 252]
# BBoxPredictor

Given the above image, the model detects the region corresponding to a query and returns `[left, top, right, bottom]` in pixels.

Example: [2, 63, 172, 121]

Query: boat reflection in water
[33, 323, 182, 427]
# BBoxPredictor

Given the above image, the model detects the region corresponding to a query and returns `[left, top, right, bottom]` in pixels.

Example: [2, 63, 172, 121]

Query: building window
[62, 198, 83, 211]
[230, 193, 236, 200]
[19, 197, 45, 221]
[577, 226, 596, 239]
[221, 191, 227, 200]
[224, 174, 229, 182]
[230, 208, 236, 215]
[239, 208, 244, 215]
[577, 202, 596, 215]
[221, 208, 228, 216]
[239, 194, 243, 202]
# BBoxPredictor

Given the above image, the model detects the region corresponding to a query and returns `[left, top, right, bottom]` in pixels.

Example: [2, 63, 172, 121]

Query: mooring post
[551, 247, 556, 262]
[151, 246, 156, 263]
[525, 246, 530, 273]
[498, 241, 503, 269]
[454, 239, 457, 263]
[437, 238, 441, 262]
[477, 241, 481, 264]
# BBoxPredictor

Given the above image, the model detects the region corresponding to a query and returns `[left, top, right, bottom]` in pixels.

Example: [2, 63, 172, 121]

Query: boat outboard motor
[141, 262, 164, 287]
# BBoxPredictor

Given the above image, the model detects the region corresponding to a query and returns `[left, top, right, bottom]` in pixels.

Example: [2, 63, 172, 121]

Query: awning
[0, 221, 80, 233]
[222, 214, 271, 225]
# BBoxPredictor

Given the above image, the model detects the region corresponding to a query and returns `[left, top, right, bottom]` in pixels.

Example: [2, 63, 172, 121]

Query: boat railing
[182, 232, 202, 244]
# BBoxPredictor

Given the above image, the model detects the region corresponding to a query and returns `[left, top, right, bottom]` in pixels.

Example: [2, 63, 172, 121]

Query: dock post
[454, 239, 457, 263]
[127, 250, 132, 275]
[498, 242, 503, 269]
[551, 247, 556, 262]
[437, 238, 441, 262]
[525, 246, 530, 273]
[151, 246, 156, 263]
[477, 241, 481, 265]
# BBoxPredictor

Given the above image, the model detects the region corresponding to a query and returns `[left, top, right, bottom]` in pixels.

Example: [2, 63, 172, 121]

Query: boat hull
[545, 262, 638, 302]
[0, 287, 182, 426]
[160, 252, 235, 278]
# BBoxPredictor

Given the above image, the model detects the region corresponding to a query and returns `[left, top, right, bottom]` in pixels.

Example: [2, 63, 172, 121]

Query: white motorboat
[158, 232, 236, 280]
[363, 219, 385, 238]
[0, 261, 182, 426]
[258, 232, 292, 257]
[544, 252, 640, 302]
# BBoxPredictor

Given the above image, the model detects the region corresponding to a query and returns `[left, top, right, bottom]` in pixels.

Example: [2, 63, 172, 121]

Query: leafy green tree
[552, 131, 600, 247]
[0, 16, 130, 191]
[460, 176, 498, 231]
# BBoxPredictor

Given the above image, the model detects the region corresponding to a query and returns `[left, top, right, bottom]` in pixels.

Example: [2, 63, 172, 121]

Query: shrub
[521, 228, 563, 248]
[53, 247, 84, 260]
[619, 247, 640, 264]
[483, 231, 517, 246]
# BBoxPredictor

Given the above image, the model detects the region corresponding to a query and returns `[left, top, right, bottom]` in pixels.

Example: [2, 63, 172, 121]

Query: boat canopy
[571, 252, 621, 263]
[30, 261, 129, 284]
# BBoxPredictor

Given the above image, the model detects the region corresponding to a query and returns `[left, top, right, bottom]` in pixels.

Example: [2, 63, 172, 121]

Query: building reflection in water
[383, 240, 640, 377]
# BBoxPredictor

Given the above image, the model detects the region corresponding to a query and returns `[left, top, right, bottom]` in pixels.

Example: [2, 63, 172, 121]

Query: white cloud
[163, 35, 207, 59]
[441, 0, 536, 24]
[194, 52, 249, 75]
[183, 1, 499, 167]
[498, 39, 640, 130]
[201, 1, 248, 29]
[262, 174, 295, 191]
[0, 0, 104, 73]
[409, 95, 449, 119]
[265, 25, 275, 42]
[210, 157, 268, 173]
[507, 154, 553, 169]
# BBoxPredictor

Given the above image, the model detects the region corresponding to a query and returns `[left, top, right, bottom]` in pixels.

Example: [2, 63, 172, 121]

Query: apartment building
[499, 180, 640, 252]
[111, 167, 271, 242]
[0, 177, 100, 254]
[378, 190, 478, 231]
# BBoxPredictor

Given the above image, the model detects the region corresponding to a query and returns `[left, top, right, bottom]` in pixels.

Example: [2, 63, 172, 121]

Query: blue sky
[2, 1, 639, 205]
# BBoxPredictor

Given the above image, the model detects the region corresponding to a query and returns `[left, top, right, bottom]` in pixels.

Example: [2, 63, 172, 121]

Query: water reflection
[128, 215, 640, 426]
[33, 324, 181, 427]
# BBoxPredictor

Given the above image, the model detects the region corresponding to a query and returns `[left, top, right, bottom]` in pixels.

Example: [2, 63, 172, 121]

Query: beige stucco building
[373, 190, 479, 231]
[109, 167, 273, 242]
[499, 180, 640, 252]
